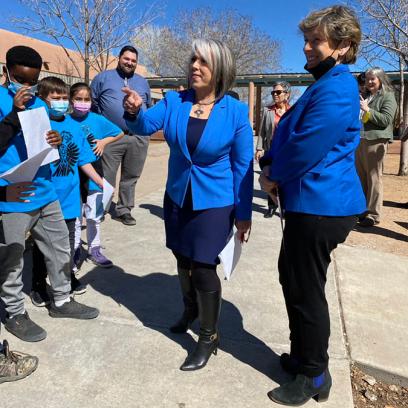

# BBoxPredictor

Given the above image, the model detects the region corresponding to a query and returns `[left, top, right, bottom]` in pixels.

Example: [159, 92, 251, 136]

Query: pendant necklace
[194, 98, 216, 118]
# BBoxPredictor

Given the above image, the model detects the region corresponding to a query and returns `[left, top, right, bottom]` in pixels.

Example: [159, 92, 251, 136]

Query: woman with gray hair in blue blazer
[122, 39, 253, 372]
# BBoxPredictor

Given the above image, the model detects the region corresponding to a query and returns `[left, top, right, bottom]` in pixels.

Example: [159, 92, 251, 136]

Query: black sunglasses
[271, 90, 287, 96]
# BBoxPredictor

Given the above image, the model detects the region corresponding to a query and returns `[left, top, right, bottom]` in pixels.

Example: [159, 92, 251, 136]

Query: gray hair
[365, 67, 394, 93]
[189, 39, 236, 99]
[272, 81, 291, 95]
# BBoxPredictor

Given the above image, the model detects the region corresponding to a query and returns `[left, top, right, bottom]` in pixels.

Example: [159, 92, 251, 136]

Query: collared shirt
[91, 68, 152, 132]
[267, 104, 290, 128]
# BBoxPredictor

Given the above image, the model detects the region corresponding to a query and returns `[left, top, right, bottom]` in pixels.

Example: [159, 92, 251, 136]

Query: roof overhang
[146, 71, 408, 88]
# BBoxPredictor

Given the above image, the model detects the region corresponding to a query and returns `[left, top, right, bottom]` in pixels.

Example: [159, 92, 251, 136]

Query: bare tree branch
[12, 0, 162, 83]
[134, 7, 281, 77]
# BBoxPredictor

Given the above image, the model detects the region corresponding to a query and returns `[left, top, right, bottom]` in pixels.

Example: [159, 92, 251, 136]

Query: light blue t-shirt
[70, 112, 121, 192]
[50, 115, 95, 219]
[0, 86, 58, 213]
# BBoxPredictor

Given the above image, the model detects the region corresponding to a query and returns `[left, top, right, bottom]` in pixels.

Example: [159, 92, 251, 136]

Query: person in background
[91, 45, 152, 226]
[29, 77, 102, 320]
[70, 82, 123, 269]
[123, 39, 253, 372]
[357, 72, 368, 99]
[356, 67, 397, 227]
[255, 82, 291, 218]
[259, 6, 365, 405]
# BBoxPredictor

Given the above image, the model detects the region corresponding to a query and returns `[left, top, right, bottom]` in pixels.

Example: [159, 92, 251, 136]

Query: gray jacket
[256, 107, 276, 151]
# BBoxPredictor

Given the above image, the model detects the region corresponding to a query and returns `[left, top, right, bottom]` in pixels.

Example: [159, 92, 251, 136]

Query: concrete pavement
[2, 142, 407, 407]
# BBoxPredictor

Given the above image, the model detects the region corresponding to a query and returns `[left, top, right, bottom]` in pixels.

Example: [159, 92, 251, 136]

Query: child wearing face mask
[29, 76, 105, 306]
[0, 48, 100, 343]
[69, 83, 123, 269]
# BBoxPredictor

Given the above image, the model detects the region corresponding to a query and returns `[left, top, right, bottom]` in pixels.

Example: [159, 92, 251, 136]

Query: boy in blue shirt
[0, 100, 41, 383]
[0, 46, 99, 343]
[30, 76, 104, 306]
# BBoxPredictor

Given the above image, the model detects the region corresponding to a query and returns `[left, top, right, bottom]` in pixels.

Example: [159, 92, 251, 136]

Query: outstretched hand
[122, 87, 143, 115]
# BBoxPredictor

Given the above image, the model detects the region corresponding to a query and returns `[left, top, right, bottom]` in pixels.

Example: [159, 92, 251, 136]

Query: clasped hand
[259, 165, 279, 206]
[359, 95, 369, 113]
[122, 87, 143, 115]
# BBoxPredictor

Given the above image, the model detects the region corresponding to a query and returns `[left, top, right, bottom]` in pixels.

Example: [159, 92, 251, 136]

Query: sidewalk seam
[332, 249, 352, 361]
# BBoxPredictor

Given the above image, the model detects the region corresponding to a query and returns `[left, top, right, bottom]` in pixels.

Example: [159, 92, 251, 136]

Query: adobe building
[0, 28, 162, 100]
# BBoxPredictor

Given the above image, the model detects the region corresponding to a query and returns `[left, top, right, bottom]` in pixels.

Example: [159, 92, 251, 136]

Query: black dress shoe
[358, 217, 376, 227]
[268, 369, 332, 406]
[280, 353, 301, 375]
[116, 213, 136, 226]
[264, 208, 273, 218]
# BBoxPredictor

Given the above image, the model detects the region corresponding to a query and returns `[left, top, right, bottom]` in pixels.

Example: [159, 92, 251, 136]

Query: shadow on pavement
[353, 224, 408, 243]
[383, 200, 408, 209]
[139, 203, 164, 220]
[84, 265, 289, 385]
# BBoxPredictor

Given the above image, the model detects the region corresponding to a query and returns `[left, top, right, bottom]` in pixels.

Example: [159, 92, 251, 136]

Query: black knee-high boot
[170, 266, 198, 333]
[180, 289, 221, 371]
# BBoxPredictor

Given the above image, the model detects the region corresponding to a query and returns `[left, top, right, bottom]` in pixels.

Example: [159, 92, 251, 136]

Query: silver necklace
[194, 99, 216, 118]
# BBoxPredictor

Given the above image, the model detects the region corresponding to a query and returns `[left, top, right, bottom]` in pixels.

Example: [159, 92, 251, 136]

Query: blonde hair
[189, 39, 236, 99]
[299, 5, 361, 64]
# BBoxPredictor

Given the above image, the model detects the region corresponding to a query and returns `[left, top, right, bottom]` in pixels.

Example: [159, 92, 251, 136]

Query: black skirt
[163, 187, 234, 265]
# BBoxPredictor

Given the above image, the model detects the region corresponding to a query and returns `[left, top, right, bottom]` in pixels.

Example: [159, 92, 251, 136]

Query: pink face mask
[72, 101, 91, 115]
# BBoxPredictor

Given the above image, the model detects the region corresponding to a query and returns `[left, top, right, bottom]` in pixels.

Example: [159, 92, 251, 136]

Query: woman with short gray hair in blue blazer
[122, 39, 253, 372]
[260, 6, 365, 406]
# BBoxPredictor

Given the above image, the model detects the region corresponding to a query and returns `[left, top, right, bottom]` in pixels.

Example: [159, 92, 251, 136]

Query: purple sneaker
[88, 246, 113, 268]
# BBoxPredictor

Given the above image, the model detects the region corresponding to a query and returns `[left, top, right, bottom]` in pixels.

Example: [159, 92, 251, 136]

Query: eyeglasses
[271, 90, 287, 96]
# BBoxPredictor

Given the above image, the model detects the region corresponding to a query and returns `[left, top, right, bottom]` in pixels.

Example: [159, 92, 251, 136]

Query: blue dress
[163, 117, 235, 265]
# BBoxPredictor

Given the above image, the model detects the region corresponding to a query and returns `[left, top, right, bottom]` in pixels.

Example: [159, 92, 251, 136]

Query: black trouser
[278, 212, 357, 377]
[173, 252, 221, 292]
[32, 218, 76, 290]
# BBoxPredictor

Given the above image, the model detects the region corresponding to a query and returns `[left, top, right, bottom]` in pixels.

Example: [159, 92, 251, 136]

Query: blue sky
[0, 0, 389, 73]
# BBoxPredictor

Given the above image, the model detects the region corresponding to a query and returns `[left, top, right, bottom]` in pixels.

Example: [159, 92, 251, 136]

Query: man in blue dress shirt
[91, 45, 152, 226]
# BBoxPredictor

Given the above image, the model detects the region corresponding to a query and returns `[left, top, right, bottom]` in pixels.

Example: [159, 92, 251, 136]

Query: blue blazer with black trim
[126, 89, 254, 220]
[264, 64, 366, 216]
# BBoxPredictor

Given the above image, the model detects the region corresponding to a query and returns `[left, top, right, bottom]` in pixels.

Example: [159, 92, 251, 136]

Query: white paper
[219, 227, 242, 280]
[0, 147, 53, 183]
[18, 107, 59, 165]
[102, 178, 114, 211]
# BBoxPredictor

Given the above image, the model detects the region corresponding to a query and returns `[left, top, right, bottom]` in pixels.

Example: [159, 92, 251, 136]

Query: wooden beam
[255, 85, 262, 134]
[248, 81, 255, 128]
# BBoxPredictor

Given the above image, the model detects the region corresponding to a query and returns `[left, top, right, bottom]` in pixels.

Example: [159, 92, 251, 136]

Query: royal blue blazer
[126, 90, 254, 220]
[264, 64, 366, 216]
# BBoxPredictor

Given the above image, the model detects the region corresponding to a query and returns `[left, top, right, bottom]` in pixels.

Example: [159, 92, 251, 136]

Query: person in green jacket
[356, 67, 397, 227]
